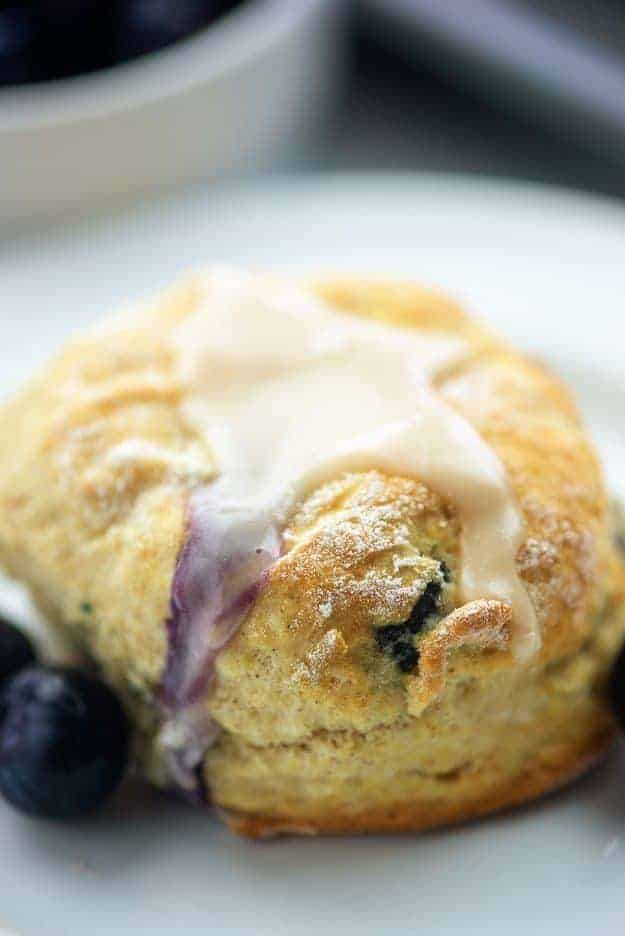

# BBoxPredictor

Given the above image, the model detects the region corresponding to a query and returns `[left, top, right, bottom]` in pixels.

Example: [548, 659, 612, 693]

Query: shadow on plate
[3, 738, 624, 881]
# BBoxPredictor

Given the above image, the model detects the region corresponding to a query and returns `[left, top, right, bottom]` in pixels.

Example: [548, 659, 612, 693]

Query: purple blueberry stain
[160, 489, 281, 796]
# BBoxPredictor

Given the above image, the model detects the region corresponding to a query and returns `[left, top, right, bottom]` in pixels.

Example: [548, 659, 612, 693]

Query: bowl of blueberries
[0, 0, 340, 225]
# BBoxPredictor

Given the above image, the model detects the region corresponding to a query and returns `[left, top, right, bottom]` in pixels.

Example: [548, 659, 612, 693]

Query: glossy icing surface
[159, 268, 537, 789]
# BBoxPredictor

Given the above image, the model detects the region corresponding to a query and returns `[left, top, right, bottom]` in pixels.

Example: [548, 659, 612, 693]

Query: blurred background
[334, 1, 625, 198]
[2, 0, 625, 225]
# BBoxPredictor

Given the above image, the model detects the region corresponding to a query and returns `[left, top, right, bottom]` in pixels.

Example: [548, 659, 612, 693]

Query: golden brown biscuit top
[0, 271, 613, 792]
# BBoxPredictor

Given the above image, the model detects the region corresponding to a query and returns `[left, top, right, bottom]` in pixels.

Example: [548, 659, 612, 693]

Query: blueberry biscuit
[0, 268, 623, 837]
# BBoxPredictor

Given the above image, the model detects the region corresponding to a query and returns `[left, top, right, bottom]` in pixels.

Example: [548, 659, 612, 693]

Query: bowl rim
[0, 0, 329, 131]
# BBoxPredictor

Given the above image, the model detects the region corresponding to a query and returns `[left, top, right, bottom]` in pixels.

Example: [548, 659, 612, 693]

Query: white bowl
[0, 0, 341, 226]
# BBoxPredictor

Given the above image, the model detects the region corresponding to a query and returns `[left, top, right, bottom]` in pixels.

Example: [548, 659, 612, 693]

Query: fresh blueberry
[608, 643, 625, 733]
[0, 1, 245, 87]
[0, 666, 129, 819]
[117, 1, 244, 68]
[0, 617, 36, 685]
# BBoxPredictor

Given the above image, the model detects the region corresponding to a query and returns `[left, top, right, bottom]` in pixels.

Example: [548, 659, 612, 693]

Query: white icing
[171, 267, 538, 660]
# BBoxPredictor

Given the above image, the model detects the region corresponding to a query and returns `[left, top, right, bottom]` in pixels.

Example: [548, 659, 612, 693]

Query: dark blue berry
[405, 580, 442, 634]
[375, 575, 444, 672]
[0, 617, 36, 685]
[0, 1, 244, 86]
[0, 666, 129, 819]
[391, 642, 421, 673]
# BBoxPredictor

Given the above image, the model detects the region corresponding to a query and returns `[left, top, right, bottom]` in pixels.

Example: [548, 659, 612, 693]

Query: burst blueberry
[0, 665, 129, 819]
[0, 1, 244, 86]
[375, 575, 444, 673]
[405, 580, 442, 633]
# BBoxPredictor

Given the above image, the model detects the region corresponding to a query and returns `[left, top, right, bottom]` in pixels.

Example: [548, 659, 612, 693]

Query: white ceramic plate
[2, 173, 625, 936]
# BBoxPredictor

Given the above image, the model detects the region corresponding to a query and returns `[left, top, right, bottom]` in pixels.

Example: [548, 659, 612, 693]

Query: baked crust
[1, 273, 624, 837]
[222, 726, 614, 838]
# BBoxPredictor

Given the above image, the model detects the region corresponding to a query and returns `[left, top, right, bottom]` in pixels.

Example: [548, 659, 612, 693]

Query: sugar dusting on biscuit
[156, 267, 538, 790]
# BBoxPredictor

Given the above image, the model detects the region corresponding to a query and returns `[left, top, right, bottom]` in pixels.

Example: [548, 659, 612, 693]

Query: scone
[1, 267, 624, 837]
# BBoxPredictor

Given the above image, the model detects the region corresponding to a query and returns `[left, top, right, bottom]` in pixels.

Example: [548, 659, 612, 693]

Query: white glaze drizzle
[172, 267, 538, 665]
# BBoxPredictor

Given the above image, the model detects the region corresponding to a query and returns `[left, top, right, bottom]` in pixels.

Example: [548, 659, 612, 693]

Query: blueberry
[375, 576, 444, 673]
[405, 580, 442, 634]
[0, 666, 129, 819]
[117, 1, 243, 67]
[375, 623, 421, 672]
[608, 643, 625, 733]
[0, 617, 36, 685]
[391, 642, 421, 673]
[0, 1, 244, 87]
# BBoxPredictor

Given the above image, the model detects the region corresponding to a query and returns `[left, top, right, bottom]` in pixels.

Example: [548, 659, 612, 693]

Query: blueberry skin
[608, 644, 625, 733]
[0, 666, 129, 819]
[375, 578, 443, 673]
[0, 617, 36, 685]
[0, 1, 244, 86]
